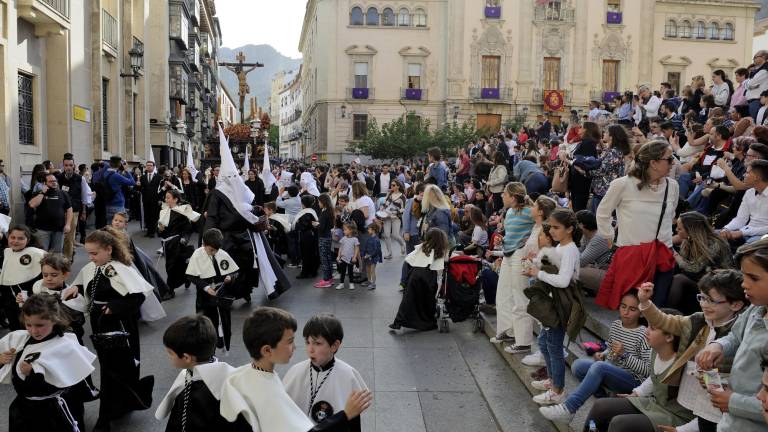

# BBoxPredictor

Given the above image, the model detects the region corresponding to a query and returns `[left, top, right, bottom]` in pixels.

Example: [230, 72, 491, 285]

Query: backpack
[94, 171, 116, 203]
[364, 175, 375, 193]
[349, 209, 366, 233]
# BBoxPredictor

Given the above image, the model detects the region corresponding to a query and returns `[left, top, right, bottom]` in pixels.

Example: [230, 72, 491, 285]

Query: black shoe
[388, 323, 401, 330]
[184, 280, 191, 289]
[243, 294, 252, 304]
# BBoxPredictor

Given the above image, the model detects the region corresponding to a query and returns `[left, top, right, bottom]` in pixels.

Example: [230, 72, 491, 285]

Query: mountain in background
[758, 0, 768, 20]
[218, 44, 302, 117]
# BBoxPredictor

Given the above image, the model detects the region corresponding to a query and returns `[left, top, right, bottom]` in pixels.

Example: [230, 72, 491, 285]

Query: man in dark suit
[139, 160, 161, 237]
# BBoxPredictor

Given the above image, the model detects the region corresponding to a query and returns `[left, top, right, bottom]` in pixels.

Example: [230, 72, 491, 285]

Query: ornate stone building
[299, 0, 759, 162]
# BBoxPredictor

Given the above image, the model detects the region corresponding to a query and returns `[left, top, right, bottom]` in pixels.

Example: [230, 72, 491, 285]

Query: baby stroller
[437, 252, 484, 333]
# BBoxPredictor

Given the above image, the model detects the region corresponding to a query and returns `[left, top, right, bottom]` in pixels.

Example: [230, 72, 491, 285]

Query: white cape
[0, 330, 95, 388]
[186, 247, 240, 279]
[291, 208, 318, 231]
[159, 203, 201, 228]
[73, 261, 166, 321]
[269, 214, 291, 233]
[219, 365, 314, 432]
[405, 244, 445, 271]
[155, 360, 235, 420]
[283, 358, 368, 424]
[0, 247, 45, 285]
[32, 280, 87, 313]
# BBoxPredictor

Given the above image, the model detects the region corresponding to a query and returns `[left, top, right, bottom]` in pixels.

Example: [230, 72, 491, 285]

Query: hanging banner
[543, 90, 565, 112]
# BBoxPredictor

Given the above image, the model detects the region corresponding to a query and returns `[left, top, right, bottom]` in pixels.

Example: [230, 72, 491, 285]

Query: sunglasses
[657, 156, 675, 163]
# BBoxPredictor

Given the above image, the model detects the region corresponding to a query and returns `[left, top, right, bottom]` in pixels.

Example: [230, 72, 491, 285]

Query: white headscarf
[215, 126, 259, 224]
[299, 172, 320, 197]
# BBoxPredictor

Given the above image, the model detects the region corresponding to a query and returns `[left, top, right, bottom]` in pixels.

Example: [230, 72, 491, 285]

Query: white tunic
[0, 247, 45, 285]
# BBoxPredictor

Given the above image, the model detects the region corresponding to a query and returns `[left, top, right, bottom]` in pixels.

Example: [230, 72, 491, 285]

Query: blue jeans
[538, 326, 566, 389]
[35, 229, 64, 253]
[564, 359, 640, 413]
[677, 172, 693, 199]
[750, 99, 762, 122]
[589, 194, 603, 215]
[686, 182, 706, 209]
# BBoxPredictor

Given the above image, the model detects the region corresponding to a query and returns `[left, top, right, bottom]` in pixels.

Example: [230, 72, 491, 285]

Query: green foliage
[268, 125, 280, 149]
[348, 113, 481, 160]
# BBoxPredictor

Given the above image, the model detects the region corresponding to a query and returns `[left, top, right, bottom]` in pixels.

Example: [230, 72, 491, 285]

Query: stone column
[516, 0, 534, 102]
[571, 0, 589, 105]
[446, 0, 465, 100]
[638, 0, 655, 86]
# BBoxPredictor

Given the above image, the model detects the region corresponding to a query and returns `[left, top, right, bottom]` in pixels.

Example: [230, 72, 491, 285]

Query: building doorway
[477, 113, 501, 133]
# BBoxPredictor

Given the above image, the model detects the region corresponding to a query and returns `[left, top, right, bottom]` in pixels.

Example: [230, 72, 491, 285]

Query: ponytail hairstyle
[628, 139, 671, 190]
[468, 205, 487, 230]
[84, 227, 133, 265]
[504, 182, 533, 212]
[550, 208, 582, 247]
[22, 293, 69, 335]
[534, 195, 557, 221]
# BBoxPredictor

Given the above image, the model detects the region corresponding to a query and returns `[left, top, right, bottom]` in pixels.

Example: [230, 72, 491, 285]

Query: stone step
[481, 311, 606, 432]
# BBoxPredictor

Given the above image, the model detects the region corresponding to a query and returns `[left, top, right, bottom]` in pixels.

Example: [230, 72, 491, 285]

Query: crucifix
[220, 51, 264, 122]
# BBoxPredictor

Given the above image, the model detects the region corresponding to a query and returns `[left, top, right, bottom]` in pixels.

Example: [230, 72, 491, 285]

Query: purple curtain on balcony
[352, 88, 369, 99]
[484, 7, 501, 18]
[481, 88, 500, 99]
[405, 89, 422, 100]
[606, 12, 622, 24]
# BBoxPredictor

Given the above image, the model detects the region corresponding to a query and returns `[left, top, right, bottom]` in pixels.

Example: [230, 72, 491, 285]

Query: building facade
[299, 0, 759, 163]
[147, 0, 221, 168]
[279, 68, 303, 159]
[1, 0, 152, 217]
[218, 81, 236, 127]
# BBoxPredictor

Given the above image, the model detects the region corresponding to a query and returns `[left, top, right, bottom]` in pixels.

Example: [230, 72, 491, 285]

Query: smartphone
[23, 352, 40, 364]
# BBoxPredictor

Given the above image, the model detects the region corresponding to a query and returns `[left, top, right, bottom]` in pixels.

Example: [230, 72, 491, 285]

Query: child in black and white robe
[186, 228, 239, 352]
[156, 315, 250, 432]
[0, 225, 45, 330]
[283, 314, 368, 431]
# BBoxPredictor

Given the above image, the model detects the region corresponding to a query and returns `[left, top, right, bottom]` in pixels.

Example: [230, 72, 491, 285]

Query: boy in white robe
[219, 307, 372, 432]
[156, 315, 249, 432]
[283, 314, 368, 431]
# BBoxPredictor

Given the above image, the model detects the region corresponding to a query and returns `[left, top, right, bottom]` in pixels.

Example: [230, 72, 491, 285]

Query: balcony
[606, 12, 622, 25]
[533, 5, 575, 23]
[17, 0, 70, 36]
[102, 9, 118, 56]
[348, 87, 374, 100]
[401, 88, 427, 101]
[469, 87, 513, 102]
[484, 6, 501, 19]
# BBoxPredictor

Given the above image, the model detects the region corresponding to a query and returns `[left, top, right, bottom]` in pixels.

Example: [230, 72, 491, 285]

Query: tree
[268, 125, 279, 150]
[348, 113, 433, 161]
[432, 118, 480, 154]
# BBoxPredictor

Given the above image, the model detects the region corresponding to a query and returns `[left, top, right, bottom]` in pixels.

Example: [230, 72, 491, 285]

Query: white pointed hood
[215, 125, 259, 224]
[242, 145, 250, 179]
[261, 142, 277, 192]
[300, 172, 320, 197]
[186, 142, 198, 179]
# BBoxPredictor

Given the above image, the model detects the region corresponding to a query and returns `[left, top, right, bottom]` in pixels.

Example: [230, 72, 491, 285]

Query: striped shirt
[502, 206, 534, 253]
[606, 320, 651, 382]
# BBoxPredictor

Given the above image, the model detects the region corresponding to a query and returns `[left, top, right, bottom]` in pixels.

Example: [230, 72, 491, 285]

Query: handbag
[90, 316, 130, 352]
[551, 164, 569, 193]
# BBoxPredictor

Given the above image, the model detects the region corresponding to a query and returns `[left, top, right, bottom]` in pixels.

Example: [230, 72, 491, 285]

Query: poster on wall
[543, 90, 565, 112]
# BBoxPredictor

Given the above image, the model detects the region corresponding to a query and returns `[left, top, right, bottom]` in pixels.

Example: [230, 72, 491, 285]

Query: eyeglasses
[696, 294, 729, 305]
[657, 156, 676, 164]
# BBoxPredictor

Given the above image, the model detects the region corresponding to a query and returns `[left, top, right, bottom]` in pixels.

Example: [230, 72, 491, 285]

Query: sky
[215, 0, 306, 58]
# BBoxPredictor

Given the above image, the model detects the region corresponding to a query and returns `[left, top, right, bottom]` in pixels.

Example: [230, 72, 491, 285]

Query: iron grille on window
[102, 79, 109, 151]
[18, 73, 34, 146]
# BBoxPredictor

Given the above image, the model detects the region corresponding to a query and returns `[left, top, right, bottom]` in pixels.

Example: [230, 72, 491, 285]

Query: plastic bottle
[588, 420, 598, 432]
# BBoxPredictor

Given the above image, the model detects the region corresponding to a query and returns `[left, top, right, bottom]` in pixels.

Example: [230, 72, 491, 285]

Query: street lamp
[120, 45, 145, 79]
[340, 105, 347, 119]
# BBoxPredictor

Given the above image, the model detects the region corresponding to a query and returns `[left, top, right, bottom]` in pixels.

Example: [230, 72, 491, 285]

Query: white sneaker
[489, 333, 515, 344]
[335, 283, 345, 290]
[504, 344, 531, 354]
[522, 351, 546, 367]
[533, 389, 567, 405]
[539, 404, 574, 424]
[531, 378, 552, 391]
[348, 283, 356, 290]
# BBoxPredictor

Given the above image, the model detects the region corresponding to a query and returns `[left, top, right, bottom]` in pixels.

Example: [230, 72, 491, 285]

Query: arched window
[398, 8, 410, 26]
[708, 22, 720, 40]
[665, 19, 677, 37]
[366, 7, 379, 26]
[350, 7, 363, 26]
[382, 8, 395, 26]
[722, 22, 734, 40]
[679, 20, 692, 38]
[414, 8, 427, 27]
[694, 21, 706, 39]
